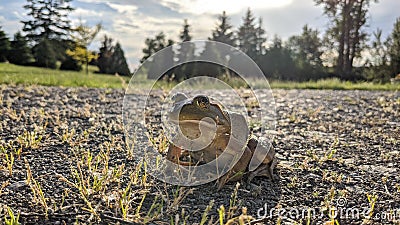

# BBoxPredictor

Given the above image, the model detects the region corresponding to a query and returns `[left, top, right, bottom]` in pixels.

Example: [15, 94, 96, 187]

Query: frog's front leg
[166, 144, 192, 166]
[246, 138, 277, 182]
[215, 111, 252, 190]
[217, 145, 252, 191]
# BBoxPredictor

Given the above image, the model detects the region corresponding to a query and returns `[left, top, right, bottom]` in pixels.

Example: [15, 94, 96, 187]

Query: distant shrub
[0, 27, 10, 62]
[60, 55, 82, 71]
[8, 31, 34, 65]
[33, 39, 57, 69]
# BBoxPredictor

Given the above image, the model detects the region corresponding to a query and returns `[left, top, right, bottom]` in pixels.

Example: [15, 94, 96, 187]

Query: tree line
[0, 0, 131, 76]
[141, 1, 400, 82]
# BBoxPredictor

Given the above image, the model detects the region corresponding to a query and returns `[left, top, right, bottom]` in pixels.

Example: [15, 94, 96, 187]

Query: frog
[165, 92, 277, 190]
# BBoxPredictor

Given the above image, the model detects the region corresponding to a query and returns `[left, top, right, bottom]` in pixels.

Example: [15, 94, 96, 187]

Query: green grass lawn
[0, 63, 130, 89]
[269, 78, 399, 91]
[0, 63, 399, 91]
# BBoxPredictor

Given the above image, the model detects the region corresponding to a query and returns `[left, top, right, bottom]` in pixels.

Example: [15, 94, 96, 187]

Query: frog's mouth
[167, 115, 229, 128]
[167, 120, 231, 146]
[167, 118, 230, 139]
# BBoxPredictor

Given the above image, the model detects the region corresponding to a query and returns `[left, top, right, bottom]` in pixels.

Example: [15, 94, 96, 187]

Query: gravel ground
[0, 85, 399, 225]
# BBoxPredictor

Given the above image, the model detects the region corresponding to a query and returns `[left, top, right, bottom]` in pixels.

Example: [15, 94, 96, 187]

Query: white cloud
[106, 2, 138, 14]
[1, 20, 21, 36]
[12, 11, 25, 20]
[73, 0, 104, 2]
[160, 0, 293, 14]
[72, 8, 103, 18]
[69, 3, 182, 69]
[189, 15, 216, 39]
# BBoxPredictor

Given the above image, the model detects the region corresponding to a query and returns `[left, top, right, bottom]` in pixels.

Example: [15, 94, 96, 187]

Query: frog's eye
[171, 92, 188, 103]
[196, 96, 210, 109]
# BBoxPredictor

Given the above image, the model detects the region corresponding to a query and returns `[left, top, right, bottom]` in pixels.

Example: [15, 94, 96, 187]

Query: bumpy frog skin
[166, 93, 277, 190]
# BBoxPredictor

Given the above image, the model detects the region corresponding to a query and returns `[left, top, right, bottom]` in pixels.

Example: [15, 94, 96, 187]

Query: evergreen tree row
[0, 0, 131, 76]
[141, 8, 400, 82]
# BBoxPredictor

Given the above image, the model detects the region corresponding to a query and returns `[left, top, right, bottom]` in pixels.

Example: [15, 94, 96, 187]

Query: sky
[0, 0, 399, 70]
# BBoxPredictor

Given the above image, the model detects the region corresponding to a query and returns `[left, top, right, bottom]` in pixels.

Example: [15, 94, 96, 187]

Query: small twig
[249, 217, 268, 225]
[376, 190, 394, 198]
[88, 201, 102, 221]
[20, 211, 87, 217]
[384, 183, 391, 196]
[100, 213, 139, 225]
[19, 211, 89, 221]
[59, 203, 83, 212]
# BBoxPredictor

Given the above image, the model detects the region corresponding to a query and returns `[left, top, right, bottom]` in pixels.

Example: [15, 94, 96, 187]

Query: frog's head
[167, 93, 231, 138]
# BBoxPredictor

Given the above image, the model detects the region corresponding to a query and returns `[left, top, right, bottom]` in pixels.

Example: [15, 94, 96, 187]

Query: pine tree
[201, 11, 237, 78]
[287, 24, 324, 80]
[387, 17, 400, 76]
[255, 17, 266, 57]
[111, 42, 131, 76]
[237, 8, 258, 60]
[0, 27, 10, 62]
[259, 36, 297, 80]
[33, 39, 57, 68]
[174, 19, 195, 80]
[140, 32, 174, 79]
[97, 35, 114, 74]
[22, 0, 74, 43]
[8, 31, 34, 65]
[97, 36, 131, 76]
[141, 38, 157, 63]
[141, 32, 174, 63]
[209, 11, 235, 46]
[179, 19, 192, 42]
[21, 0, 74, 67]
